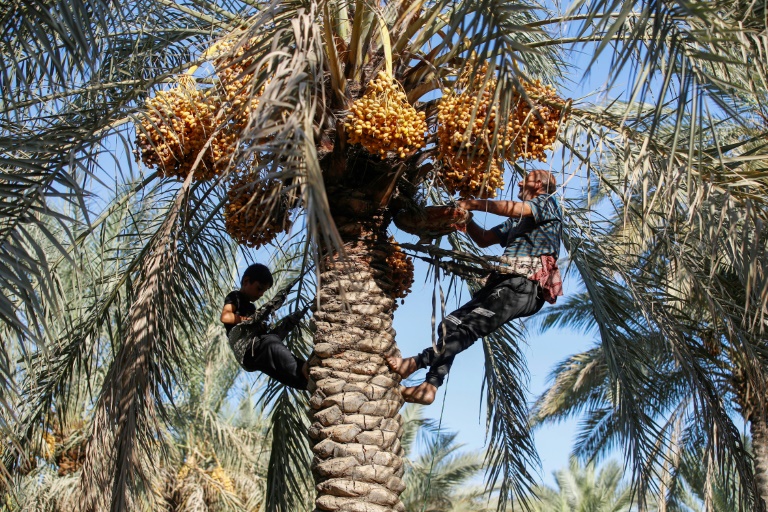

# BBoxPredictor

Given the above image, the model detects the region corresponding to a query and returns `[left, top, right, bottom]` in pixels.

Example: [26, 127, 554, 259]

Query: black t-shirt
[223, 290, 256, 335]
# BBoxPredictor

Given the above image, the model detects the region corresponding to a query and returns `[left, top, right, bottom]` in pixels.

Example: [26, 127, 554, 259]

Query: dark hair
[242, 263, 273, 286]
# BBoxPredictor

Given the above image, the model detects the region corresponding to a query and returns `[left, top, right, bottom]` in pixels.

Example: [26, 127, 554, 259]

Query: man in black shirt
[221, 263, 308, 390]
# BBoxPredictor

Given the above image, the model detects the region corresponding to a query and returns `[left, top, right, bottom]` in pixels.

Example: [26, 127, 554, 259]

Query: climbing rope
[398, 242, 518, 280]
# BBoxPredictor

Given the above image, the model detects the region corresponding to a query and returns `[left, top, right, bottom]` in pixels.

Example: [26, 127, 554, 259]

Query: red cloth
[531, 255, 563, 304]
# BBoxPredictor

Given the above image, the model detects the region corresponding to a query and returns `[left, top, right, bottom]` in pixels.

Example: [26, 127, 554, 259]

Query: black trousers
[242, 334, 308, 390]
[414, 274, 545, 387]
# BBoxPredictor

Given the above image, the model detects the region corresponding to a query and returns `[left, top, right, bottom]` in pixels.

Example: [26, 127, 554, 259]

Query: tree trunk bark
[750, 409, 768, 510]
[309, 238, 405, 512]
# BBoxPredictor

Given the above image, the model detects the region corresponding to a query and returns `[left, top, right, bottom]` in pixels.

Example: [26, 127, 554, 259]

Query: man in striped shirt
[387, 170, 563, 405]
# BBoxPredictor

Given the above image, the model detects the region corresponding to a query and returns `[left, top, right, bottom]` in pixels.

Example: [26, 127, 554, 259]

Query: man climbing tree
[387, 170, 563, 404]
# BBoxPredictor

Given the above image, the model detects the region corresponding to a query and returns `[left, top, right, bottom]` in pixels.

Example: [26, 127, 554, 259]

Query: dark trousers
[242, 334, 308, 390]
[415, 275, 545, 387]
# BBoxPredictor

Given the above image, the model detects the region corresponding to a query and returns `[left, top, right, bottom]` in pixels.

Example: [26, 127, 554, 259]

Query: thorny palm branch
[2, 0, 768, 510]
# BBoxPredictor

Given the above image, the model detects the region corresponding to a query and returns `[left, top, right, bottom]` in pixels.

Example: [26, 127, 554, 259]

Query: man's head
[240, 263, 273, 301]
[517, 170, 557, 201]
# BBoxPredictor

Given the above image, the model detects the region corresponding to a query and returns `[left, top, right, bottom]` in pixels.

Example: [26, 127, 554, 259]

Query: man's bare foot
[386, 356, 418, 379]
[401, 382, 438, 405]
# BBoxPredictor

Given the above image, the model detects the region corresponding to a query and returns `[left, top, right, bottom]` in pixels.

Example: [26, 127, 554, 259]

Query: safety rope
[398, 242, 517, 279]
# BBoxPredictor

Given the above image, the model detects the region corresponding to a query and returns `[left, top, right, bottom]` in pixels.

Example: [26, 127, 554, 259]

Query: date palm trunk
[749, 407, 768, 510]
[733, 366, 768, 511]
[308, 236, 406, 512]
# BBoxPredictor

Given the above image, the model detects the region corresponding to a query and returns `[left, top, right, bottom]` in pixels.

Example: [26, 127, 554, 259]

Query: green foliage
[527, 457, 634, 512]
[2, 0, 768, 510]
[400, 405, 495, 512]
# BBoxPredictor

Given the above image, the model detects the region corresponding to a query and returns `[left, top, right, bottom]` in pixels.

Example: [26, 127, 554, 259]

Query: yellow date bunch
[136, 37, 267, 181]
[177, 456, 236, 498]
[208, 464, 236, 493]
[45, 425, 86, 477]
[223, 175, 294, 249]
[135, 77, 224, 180]
[437, 63, 567, 198]
[345, 72, 427, 158]
[437, 63, 506, 199]
[213, 36, 264, 131]
[385, 238, 415, 302]
[511, 80, 566, 161]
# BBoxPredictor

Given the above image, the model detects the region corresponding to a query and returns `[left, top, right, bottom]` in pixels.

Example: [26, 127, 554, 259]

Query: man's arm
[270, 304, 311, 340]
[464, 219, 501, 248]
[220, 303, 244, 326]
[457, 199, 533, 218]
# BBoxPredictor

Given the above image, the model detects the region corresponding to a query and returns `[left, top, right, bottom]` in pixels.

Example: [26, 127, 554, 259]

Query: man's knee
[435, 313, 466, 343]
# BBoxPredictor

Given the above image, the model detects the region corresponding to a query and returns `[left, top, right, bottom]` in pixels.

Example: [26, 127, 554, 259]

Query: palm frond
[530, 347, 608, 426]
[481, 319, 540, 511]
[262, 388, 314, 512]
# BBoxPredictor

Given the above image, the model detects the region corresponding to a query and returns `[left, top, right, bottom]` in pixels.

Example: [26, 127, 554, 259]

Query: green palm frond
[526, 457, 634, 512]
[535, 168, 765, 506]
[480, 319, 540, 511]
[563, 218, 758, 507]
[530, 347, 608, 426]
[563, 0, 766, 138]
[400, 404, 441, 458]
[400, 405, 491, 512]
[79, 179, 196, 511]
[532, 292, 599, 335]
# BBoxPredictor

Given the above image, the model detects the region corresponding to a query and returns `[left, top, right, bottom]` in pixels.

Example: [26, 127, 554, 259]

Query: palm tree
[399, 405, 494, 512]
[3, 1, 565, 510]
[527, 457, 634, 512]
[3, 0, 768, 511]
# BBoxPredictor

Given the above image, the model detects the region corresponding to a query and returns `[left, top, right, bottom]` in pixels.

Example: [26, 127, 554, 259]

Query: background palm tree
[3, 0, 768, 511]
[527, 457, 634, 512]
[399, 405, 494, 512]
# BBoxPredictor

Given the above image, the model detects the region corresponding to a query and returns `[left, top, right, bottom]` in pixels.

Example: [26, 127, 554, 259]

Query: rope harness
[398, 242, 518, 280]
